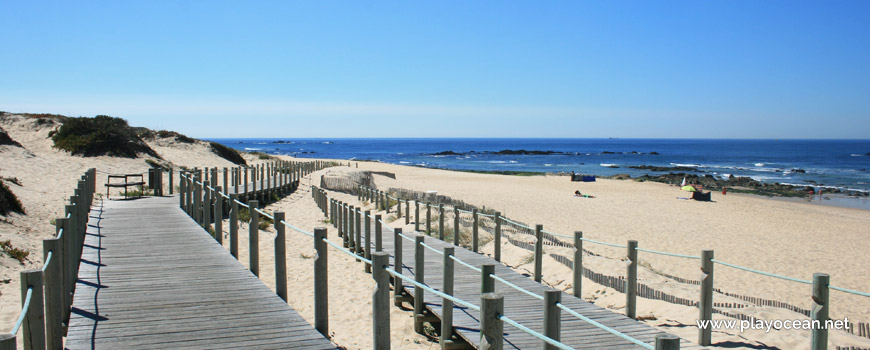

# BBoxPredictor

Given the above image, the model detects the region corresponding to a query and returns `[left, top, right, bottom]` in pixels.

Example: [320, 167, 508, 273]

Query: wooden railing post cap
[654, 334, 681, 350]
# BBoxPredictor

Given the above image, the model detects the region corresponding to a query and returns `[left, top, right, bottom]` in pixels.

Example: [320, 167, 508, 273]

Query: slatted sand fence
[64, 195, 337, 349]
[317, 188, 697, 350]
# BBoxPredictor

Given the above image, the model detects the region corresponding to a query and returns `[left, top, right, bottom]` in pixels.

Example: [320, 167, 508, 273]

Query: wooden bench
[105, 174, 145, 199]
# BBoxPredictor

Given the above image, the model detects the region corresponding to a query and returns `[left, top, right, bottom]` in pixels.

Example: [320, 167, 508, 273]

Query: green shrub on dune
[0, 181, 25, 215]
[52, 115, 159, 158]
[209, 142, 247, 165]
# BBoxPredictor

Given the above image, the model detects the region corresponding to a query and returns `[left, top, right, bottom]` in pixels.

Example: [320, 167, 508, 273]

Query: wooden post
[393, 228, 404, 305]
[426, 202, 432, 235]
[214, 186, 223, 244]
[244, 166, 249, 195]
[698, 249, 714, 345]
[234, 168, 239, 195]
[384, 192, 390, 213]
[627, 240, 638, 319]
[414, 234, 425, 334]
[344, 205, 353, 248]
[482, 264, 495, 293]
[230, 194, 239, 259]
[438, 204, 445, 240]
[249, 200, 259, 277]
[202, 181, 211, 230]
[223, 167, 228, 196]
[441, 246, 456, 349]
[21, 270, 45, 350]
[0, 334, 15, 350]
[811, 273, 830, 350]
[534, 224, 543, 282]
[179, 172, 186, 209]
[372, 252, 391, 350]
[355, 208, 362, 259]
[375, 215, 383, 252]
[274, 212, 287, 302]
[365, 210, 372, 273]
[405, 200, 410, 225]
[472, 209, 479, 252]
[574, 231, 583, 298]
[655, 335, 681, 350]
[480, 293, 504, 350]
[494, 212, 502, 262]
[543, 290, 561, 350]
[397, 194, 402, 218]
[43, 239, 63, 350]
[314, 227, 328, 337]
[169, 168, 174, 195]
[453, 207, 460, 245]
[56, 218, 71, 322]
[414, 201, 420, 231]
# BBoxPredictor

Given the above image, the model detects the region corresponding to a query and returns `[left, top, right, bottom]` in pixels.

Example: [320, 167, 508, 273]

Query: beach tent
[692, 191, 712, 201]
[681, 185, 696, 192]
[680, 177, 687, 187]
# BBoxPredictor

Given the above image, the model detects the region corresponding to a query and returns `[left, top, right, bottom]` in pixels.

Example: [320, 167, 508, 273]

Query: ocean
[209, 138, 870, 204]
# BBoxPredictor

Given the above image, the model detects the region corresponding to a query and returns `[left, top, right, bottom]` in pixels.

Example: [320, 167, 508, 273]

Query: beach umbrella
[680, 177, 686, 186]
[681, 185, 696, 192]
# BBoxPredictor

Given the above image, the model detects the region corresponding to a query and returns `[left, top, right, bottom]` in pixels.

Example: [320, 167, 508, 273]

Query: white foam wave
[600, 163, 618, 167]
[670, 163, 701, 167]
[244, 148, 261, 151]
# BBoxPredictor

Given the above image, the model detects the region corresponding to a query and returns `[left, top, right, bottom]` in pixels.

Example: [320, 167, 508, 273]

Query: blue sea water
[208, 138, 870, 194]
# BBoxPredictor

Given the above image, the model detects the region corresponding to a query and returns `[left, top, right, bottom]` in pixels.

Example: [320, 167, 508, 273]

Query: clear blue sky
[1, 1, 868, 138]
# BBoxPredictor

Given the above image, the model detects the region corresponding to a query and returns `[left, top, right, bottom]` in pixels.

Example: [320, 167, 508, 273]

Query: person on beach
[575, 190, 595, 198]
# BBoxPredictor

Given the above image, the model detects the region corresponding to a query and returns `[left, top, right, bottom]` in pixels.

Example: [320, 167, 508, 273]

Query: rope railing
[323, 237, 372, 265]
[10, 287, 33, 335]
[280, 220, 314, 237]
[712, 259, 813, 284]
[254, 208, 274, 221]
[40, 251, 53, 272]
[490, 274, 543, 300]
[450, 254, 482, 273]
[635, 248, 701, 260]
[420, 242, 443, 255]
[234, 199, 250, 208]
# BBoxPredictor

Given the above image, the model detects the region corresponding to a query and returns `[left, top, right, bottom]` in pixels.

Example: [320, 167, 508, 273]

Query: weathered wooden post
[202, 181, 211, 230]
[244, 166, 249, 195]
[179, 172, 186, 209]
[0, 334, 15, 349]
[534, 224, 544, 282]
[43, 239, 63, 349]
[234, 168, 239, 195]
[214, 186, 223, 244]
[544, 290, 561, 350]
[472, 209, 480, 252]
[194, 177, 202, 223]
[365, 210, 372, 273]
[375, 215, 383, 252]
[372, 252, 391, 350]
[414, 201, 420, 231]
[384, 192, 390, 213]
[249, 200, 260, 277]
[223, 167, 228, 196]
[169, 168, 174, 195]
[393, 228, 404, 305]
[482, 264, 495, 293]
[355, 208, 362, 260]
[314, 227, 328, 336]
[426, 202, 432, 235]
[494, 212, 502, 262]
[230, 194, 239, 259]
[574, 231, 583, 298]
[441, 246, 456, 349]
[397, 194, 402, 218]
[453, 207, 460, 245]
[699, 249, 714, 345]
[811, 273, 830, 350]
[438, 204, 445, 240]
[655, 334, 681, 350]
[405, 199, 410, 225]
[21, 270, 45, 350]
[56, 218, 72, 319]
[414, 234, 426, 334]
[337, 201, 343, 238]
[627, 240, 638, 319]
[480, 293, 504, 350]
[274, 212, 287, 302]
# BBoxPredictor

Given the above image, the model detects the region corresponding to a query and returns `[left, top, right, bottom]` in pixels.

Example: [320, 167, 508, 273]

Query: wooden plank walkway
[66, 195, 337, 350]
[373, 218, 705, 349]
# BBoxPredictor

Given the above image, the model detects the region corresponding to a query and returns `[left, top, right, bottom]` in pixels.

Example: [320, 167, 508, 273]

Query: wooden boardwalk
[66, 195, 336, 350]
[374, 219, 705, 349]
